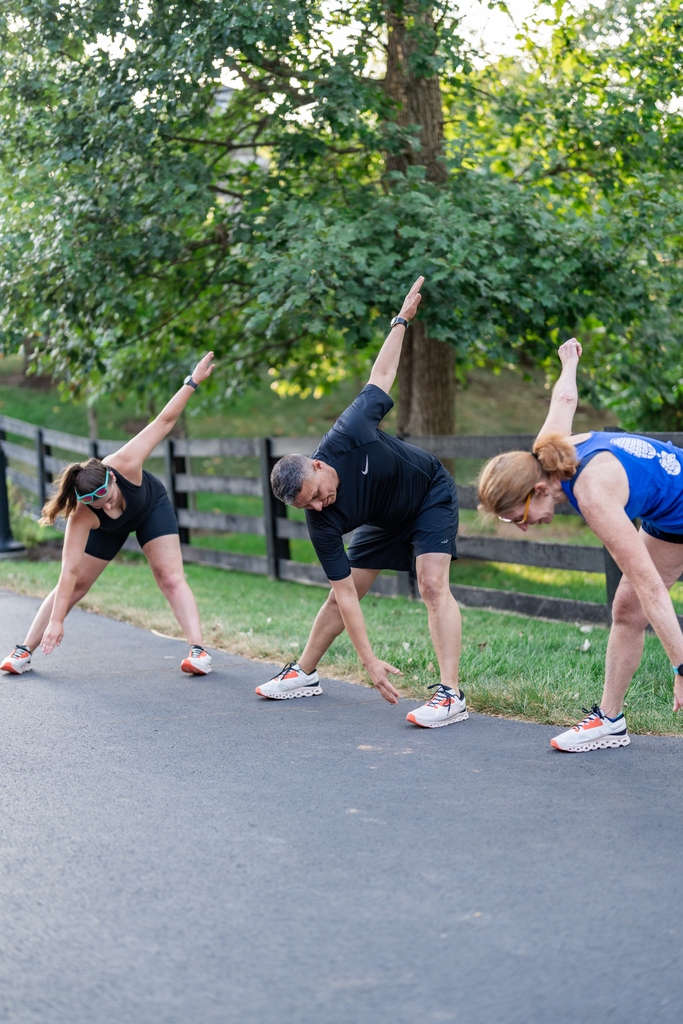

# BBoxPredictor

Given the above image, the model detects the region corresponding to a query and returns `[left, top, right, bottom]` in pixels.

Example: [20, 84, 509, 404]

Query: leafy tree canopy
[0, 0, 682, 429]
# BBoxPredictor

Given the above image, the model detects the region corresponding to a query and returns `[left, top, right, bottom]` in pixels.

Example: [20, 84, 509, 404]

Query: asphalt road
[1, 589, 681, 1024]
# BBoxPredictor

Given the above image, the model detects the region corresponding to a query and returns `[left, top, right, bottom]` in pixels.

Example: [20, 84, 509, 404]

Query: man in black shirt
[257, 278, 467, 729]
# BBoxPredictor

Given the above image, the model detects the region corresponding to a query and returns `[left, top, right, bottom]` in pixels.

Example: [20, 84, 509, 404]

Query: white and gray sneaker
[181, 645, 212, 676]
[0, 644, 32, 675]
[406, 684, 468, 728]
[256, 662, 322, 699]
[550, 704, 630, 752]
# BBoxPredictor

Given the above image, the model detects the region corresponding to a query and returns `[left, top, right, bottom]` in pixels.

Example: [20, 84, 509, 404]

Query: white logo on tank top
[361, 455, 369, 475]
[609, 436, 681, 476]
[610, 437, 656, 459]
[659, 451, 681, 476]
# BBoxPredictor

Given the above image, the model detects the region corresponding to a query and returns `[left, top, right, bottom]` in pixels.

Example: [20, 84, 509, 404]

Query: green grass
[1, 557, 681, 736]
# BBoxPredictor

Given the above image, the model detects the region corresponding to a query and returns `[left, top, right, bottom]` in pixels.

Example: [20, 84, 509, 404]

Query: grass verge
[1, 557, 681, 737]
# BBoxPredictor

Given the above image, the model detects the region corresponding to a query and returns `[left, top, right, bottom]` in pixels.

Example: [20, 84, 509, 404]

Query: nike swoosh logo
[361, 455, 369, 475]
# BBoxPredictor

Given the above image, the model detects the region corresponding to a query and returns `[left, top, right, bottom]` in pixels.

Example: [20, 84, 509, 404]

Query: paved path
[0, 590, 681, 1024]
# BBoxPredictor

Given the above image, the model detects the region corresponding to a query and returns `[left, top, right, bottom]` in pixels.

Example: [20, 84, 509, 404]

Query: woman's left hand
[674, 675, 683, 712]
[191, 351, 216, 385]
[41, 619, 64, 655]
[558, 338, 582, 365]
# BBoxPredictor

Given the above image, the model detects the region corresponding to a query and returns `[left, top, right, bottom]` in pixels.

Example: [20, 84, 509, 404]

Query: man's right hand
[366, 658, 402, 704]
[397, 276, 424, 323]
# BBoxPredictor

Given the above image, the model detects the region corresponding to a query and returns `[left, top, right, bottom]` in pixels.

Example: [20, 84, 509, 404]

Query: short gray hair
[270, 454, 314, 505]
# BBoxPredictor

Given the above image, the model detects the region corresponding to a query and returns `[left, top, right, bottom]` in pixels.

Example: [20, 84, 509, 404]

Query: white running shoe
[256, 662, 322, 699]
[406, 684, 468, 728]
[0, 644, 32, 675]
[181, 646, 212, 676]
[550, 704, 630, 752]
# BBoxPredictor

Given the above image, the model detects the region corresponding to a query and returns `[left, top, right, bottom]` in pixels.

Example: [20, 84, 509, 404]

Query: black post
[396, 571, 416, 599]
[260, 438, 291, 579]
[35, 429, 47, 505]
[603, 547, 622, 624]
[165, 439, 190, 545]
[0, 442, 25, 555]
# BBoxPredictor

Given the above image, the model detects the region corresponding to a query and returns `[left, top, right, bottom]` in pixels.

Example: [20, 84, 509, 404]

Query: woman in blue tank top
[1, 353, 216, 679]
[478, 339, 683, 752]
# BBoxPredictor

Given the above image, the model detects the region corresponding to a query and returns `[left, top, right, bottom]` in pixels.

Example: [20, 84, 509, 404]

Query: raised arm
[112, 352, 216, 469]
[536, 338, 582, 441]
[368, 277, 424, 395]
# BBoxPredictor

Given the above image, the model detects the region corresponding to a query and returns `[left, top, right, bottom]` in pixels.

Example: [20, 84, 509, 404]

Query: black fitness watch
[671, 663, 683, 677]
[390, 316, 409, 329]
[183, 375, 199, 390]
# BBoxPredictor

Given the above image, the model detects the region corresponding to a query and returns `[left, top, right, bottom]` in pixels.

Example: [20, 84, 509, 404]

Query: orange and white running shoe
[550, 704, 630, 752]
[406, 684, 468, 728]
[181, 645, 212, 675]
[256, 662, 322, 699]
[0, 644, 32, 675]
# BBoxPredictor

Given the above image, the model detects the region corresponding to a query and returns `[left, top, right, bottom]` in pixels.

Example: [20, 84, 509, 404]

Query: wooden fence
[4, 413, 681, 624]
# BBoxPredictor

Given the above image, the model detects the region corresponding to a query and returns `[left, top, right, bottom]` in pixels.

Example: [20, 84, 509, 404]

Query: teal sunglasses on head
[76, 468, 110, 504]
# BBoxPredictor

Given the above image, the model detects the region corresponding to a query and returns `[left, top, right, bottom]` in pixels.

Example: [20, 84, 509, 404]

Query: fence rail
[5, 413, 683, 624]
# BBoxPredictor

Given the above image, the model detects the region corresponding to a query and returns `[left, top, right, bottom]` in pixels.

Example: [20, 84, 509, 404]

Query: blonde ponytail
[532, 432, 579, 479]
[477, 434, 578, 517]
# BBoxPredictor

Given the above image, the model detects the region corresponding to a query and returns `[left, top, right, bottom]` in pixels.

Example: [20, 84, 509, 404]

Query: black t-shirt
[306, 384, 442, 580]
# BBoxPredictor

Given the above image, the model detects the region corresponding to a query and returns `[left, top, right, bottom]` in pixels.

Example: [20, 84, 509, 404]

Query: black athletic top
[306, 385, 442, 580]
[91, 468, 164, 535]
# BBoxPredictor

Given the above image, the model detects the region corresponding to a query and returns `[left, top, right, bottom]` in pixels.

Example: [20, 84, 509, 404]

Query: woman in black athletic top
[1, 353, 215, 678]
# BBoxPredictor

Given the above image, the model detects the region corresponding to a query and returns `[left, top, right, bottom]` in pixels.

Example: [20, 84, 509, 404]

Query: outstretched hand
[41, 619, 64, 655]
[397, 276, 424, 323]
[367, 658, 402, 704]
[191, 351, 216, 385]
[674, 675, 683, 713]
[558, 338, 582, 365]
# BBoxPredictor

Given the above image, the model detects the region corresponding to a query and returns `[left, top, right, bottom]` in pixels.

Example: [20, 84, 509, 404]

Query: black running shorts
[346, 468, 458, 572]
[84, 484, 179, 562]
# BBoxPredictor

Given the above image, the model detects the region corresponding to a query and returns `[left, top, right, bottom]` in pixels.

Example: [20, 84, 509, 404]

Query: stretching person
[1, 354, 216, 677]
[258, 278, 467, 729]
[478, 338, 683, 751]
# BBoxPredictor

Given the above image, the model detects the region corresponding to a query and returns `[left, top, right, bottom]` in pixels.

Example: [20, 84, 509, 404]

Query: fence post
[603, 547, 622, 624]
[35, 429, 48, 505]
[165, 439, 190, 545]
[89, 440, 99, 460]
[260, 438, 290, 579]
[396, 571, 416, 599]
[0, 441, 25, 555]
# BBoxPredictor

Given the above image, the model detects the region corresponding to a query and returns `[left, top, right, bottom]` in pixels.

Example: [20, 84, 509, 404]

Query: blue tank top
[561, 432, 683, 532]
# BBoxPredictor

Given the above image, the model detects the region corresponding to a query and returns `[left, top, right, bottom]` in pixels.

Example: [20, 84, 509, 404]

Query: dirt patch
[25, 539, 63, 561]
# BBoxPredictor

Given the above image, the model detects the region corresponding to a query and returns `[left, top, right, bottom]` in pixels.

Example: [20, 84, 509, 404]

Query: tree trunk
[384, 3, 455, 438]
[397, 322, 455, 436]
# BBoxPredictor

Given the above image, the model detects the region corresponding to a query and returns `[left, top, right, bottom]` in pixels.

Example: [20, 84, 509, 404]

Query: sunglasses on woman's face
[76, 468, 111, 504]
[499, 490, 533, 525]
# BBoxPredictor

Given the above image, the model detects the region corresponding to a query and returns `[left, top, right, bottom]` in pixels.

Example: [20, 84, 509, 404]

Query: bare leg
[415, 552, 462, 689]
[298, 568, 381, 674]
[143, 534, 204, 645]
[23, 554, 110, 651]
[601, 531, 683, 717]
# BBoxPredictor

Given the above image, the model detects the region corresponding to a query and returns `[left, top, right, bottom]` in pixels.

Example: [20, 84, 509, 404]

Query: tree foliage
[0, 1, 682, 429]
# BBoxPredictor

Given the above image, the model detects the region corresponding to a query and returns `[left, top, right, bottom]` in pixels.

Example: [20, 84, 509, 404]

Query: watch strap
[184, 375, 199, 391]
[390, 316, 409, 329]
